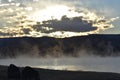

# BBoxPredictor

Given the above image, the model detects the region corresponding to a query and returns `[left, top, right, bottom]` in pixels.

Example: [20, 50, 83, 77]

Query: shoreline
[0, 65, 120, 80]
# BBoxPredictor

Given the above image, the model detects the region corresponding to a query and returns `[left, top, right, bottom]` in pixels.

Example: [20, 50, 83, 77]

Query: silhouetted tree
[7, 64, 21, 80]
[22, 66, 40, 80]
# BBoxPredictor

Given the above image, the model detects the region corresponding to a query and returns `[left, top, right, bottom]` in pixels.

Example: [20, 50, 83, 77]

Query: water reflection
[0, 57, 120, 73]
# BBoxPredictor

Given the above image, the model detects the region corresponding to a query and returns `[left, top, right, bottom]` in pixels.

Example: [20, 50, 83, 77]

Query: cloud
[0, 2, 118, 38]
[33, 15, 97, 33]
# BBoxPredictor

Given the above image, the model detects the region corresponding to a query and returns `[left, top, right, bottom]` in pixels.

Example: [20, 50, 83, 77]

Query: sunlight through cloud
[0, 2, 119, 38]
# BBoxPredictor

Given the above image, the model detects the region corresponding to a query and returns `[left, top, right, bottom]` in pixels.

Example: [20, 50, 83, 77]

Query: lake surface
[0, 57, 120, 73]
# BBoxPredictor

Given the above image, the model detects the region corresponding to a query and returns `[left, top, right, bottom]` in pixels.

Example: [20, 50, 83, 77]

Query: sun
[28, 5, 81, 22]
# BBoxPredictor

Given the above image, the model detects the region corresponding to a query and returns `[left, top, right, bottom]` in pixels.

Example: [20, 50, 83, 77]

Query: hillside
[0, 34, 120, 58]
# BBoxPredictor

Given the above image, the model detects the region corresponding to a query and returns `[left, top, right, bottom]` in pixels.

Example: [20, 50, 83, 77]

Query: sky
[64, 0, 120, 34]
[0, 0, 119, 38]
[77, 0, 120, 34]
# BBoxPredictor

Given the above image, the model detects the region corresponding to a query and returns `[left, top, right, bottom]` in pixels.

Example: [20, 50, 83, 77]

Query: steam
[0, 1, 119, 38]
[1, 57, 120, 73]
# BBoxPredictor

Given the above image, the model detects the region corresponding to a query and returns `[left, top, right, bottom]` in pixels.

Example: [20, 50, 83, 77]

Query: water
[0, 57, 120, 73]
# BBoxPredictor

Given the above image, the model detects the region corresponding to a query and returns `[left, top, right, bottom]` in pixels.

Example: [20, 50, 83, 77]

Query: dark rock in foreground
[0, 65, 120, 80]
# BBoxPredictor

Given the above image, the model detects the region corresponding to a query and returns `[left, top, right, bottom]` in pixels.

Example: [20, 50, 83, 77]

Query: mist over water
[0, 57, 120, 73]
[0, 34, 120, 73]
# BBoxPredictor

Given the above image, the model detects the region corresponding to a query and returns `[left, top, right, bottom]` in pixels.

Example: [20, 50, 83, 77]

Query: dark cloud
[33, 15, 97, 33]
